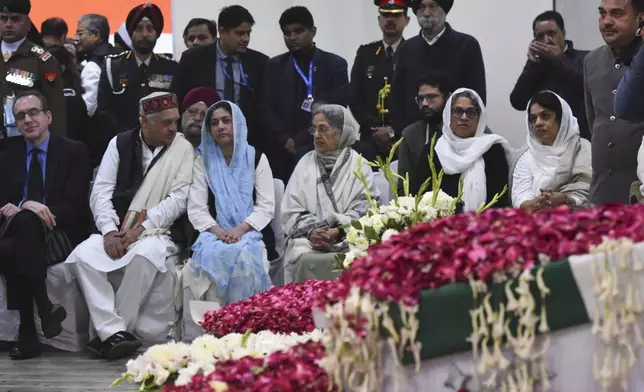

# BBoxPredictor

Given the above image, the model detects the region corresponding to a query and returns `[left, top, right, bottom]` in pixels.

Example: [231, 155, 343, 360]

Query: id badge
[301, 95, 313, 113]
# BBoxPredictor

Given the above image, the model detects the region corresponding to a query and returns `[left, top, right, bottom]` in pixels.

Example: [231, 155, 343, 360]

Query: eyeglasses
[415, 93, 441, 105]
[451, 107, 479, 119]
[308, 124, 334, 135]
[15, 108, 44, 121]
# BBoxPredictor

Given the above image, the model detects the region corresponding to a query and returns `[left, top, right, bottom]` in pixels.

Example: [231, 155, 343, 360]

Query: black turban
[126, 3, 164, 36]
[0, 0, 30, 15]
[411, 0, 453, 15]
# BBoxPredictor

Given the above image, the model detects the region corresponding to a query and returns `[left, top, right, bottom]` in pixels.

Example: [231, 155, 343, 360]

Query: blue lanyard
[293, 59, 314, 97]
[217, 53, 249, 87]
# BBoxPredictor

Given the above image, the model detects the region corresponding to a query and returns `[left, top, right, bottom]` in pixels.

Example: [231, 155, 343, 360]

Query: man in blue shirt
[0, 89, 91, 359]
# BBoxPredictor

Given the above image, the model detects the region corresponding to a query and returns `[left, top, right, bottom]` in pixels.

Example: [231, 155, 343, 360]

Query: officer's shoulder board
[30, 45, 52, 62]
[359, 40, 382, 53]
[107, 51, 130, 59]
[154, 53, 177, 63]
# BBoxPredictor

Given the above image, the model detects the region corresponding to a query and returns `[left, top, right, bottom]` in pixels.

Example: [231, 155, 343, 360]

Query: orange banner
[29, 0, 172, 35]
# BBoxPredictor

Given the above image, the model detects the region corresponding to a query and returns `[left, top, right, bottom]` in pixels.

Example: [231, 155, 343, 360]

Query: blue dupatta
[191, 101, 271, 304]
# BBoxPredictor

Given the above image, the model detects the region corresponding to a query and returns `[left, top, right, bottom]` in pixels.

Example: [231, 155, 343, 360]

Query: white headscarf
[435, 88, 510, 212]
[526, 91, 580, 193]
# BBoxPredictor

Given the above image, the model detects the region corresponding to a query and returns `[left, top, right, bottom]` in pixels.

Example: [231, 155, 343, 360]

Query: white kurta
[80, 61, 101, 117]
[183, 153, 274, 321]
[187, 153, 275, 233]
[66, 135, 190, 273]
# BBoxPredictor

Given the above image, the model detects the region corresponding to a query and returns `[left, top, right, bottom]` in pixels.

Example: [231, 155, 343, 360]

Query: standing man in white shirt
[349, 0, 410, 161]
[65, 92, 194, 360]
[75, 14, 114, 118]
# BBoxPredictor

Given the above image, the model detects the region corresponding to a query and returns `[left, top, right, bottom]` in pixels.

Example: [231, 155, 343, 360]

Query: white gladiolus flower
[382, 229, 400, 242]
[359, 215, 373, 228]
[346, 228, 359, 244]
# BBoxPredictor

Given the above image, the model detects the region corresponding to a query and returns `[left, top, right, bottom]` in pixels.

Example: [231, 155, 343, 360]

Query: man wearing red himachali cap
[66, 92, 194, 360]
[348, 0, 410, 162]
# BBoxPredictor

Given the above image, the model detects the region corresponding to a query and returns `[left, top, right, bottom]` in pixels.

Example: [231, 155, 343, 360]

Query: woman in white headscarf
[281, 104, 380, 283]
[433, 88, 512, 212]
[512, 91, 592, 211]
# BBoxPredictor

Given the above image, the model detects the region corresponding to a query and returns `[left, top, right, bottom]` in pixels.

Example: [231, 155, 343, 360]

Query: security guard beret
[0, 0, 31, 15]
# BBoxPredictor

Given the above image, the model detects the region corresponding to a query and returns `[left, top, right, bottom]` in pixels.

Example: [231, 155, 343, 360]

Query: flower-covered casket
[317, 204, 644, 392]
[115, 203, 644, 391]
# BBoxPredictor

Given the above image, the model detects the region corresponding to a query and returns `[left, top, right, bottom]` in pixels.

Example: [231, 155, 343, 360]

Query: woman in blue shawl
[184, 101, 274, 307]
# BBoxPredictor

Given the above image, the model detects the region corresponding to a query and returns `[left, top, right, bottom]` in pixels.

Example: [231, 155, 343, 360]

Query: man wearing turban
[180, 87, 221, 148]
[66, 92, 194, 360]
[389, 0, 486, 136]
[94, 3, 178, 164]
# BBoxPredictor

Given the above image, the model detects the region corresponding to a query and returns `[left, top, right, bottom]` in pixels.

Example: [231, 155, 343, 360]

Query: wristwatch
[387, 126, 395, 139]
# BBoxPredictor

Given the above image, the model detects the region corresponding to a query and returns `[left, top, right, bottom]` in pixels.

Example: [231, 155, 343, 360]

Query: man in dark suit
[172, 5, 268, 151]
[261, 6, 349, 182]
[94, 3, 178, 164]
[349, 0, 410, 161]
[0, 90, 91, 359]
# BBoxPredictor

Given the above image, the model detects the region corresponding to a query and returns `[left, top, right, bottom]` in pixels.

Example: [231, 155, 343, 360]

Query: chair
[269, 179, 286, 286]
[0, 263, 91, 352]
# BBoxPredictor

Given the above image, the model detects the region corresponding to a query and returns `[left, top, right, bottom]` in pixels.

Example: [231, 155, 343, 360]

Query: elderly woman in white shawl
[281, 104, 379, 283]
[512, 91, 592, 211]
[433, 88, 512, 211]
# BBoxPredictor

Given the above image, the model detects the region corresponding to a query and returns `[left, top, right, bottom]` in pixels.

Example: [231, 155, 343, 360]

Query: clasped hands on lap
[0, 200, 56, 228]
[103, 226, 145, 259]
[521, 189, 572, 212]
[209, 222, 252, 244]
[308, 227, 341, 252]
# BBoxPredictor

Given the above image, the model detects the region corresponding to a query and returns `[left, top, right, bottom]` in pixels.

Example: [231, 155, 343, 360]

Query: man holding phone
[509, 11, 589, 139]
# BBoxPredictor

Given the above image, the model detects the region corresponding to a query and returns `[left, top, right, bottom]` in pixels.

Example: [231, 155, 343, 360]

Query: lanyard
[217, 53, 249, 87]
[293, 59, 314, 97]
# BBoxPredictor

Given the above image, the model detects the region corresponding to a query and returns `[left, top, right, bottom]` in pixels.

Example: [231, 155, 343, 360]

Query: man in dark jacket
[95, 3, 178, 163]
[0, 0, 66, 143]
[261, 6, 349, 182]
[349, 0, 410, 162]
[172, 6, 268, 151]
[389, 0, 485, 136]
[0, 90, 91, 359]
[510, 11, 589, 139]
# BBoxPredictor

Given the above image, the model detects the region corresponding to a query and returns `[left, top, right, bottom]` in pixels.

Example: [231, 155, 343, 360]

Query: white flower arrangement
[112, 329, 323, 391]
[338, 135, 460, 270]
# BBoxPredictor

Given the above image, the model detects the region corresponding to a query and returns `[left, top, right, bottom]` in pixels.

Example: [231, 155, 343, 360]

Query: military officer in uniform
[94, 3, 177, 162]
[348, 0, 409, 161]
[0, 0, 66, 147]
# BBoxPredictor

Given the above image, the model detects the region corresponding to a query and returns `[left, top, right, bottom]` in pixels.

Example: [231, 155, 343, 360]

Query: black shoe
[10, 340, 41, 360]
[40, 304, 67, 339]
[102, 332, 142, 360]
[85, 337, 104, 357]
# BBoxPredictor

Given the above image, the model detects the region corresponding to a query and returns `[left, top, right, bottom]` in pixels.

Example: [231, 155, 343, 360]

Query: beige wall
[556, 0, 605, 51]
[172, 0, 554, 148]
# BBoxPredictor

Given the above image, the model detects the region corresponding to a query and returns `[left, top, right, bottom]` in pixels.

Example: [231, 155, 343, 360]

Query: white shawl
[526, 91, 583, 194]
[122, 132, 194, 230]
[280, 106, 380, 265]
[435, 88, 510, 212]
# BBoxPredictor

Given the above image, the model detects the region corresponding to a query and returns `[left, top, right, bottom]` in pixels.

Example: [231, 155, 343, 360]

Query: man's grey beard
[417, 13, 446, 35]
